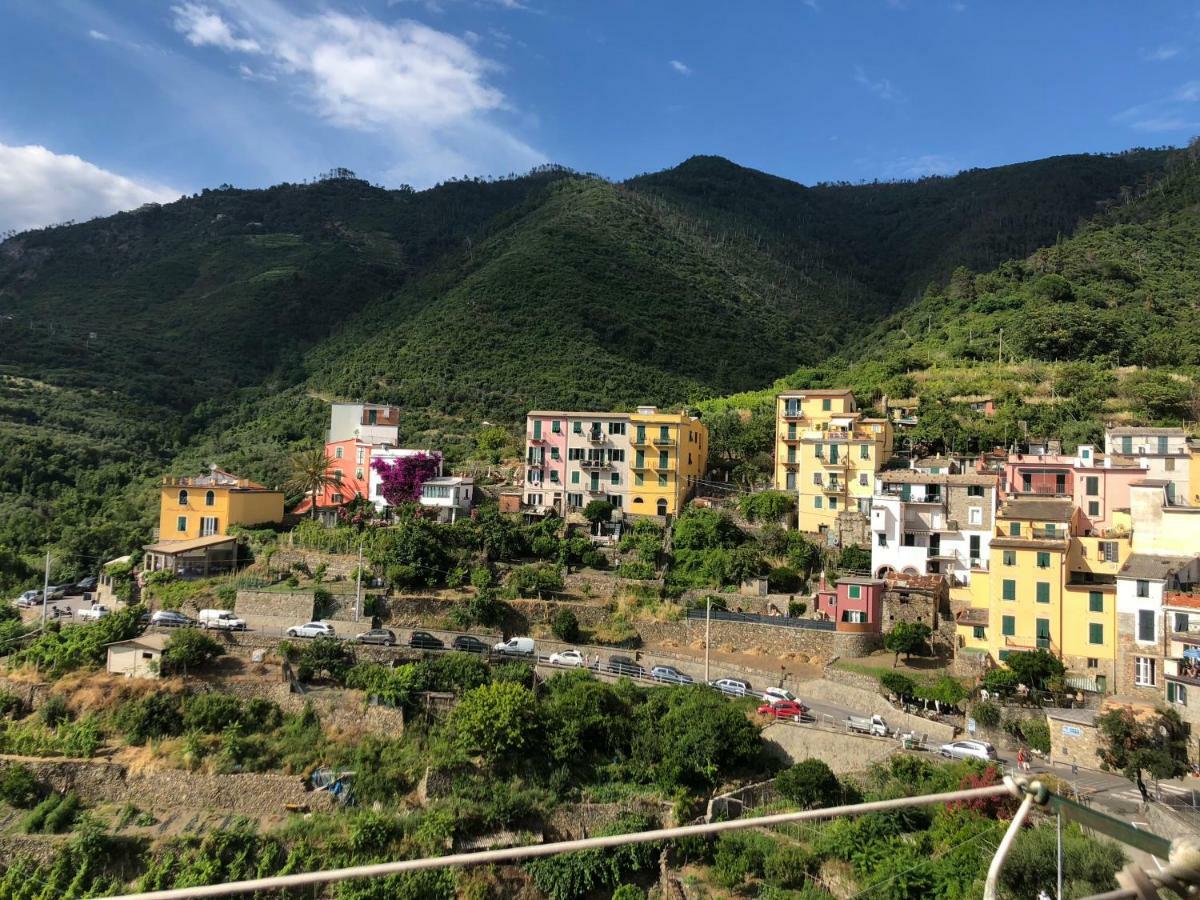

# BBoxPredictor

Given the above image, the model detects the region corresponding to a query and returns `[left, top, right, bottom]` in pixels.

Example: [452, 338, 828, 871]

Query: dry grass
[51, 670, 187, 717]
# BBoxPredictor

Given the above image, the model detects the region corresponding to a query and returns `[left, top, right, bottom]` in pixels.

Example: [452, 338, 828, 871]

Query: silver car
[939, 739, 998, 762]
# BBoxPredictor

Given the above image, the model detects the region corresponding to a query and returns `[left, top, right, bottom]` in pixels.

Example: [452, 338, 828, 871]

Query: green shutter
[973, 626, 985, 640]
[1003, 551, 1016, 566]
[1002, 616, 1015, 636]
[1036, 582, 1050, 604]
[1037, 552, 1050, 568]
[1002, 580, 1016, 601]
[1089, 592, 1103, 613]
[1009, 522, 1020, 536]
[848, 585, 861, 599]
[1089, 623, 1104, 645]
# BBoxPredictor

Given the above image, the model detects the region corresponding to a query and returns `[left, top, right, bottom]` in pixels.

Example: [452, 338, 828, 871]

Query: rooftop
[143, 534, 239, 555]
[423, 476, 473, 486]
[777, 389, 855, 398]
[836, 577, 886, 587]
[956, 608, 989, 627]
[1045, 708, 1097, 726]
[997, 497, 1074, 521]
[1165, 593, 1200, 611]
[887, 572, 946, 592]
[106, 633, 171, 652]
[1107, 426, 1187, 436]
[162, 468, 269, 490]
[1119, 554, 1198, 580]
[879, 471, 997, 486]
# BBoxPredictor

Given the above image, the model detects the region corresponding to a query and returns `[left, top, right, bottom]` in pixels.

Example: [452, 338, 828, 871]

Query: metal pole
[41, 551, 50, 627]
[355, 542, 363, 622]
[1057, 810, 1063, 900]
[704, 596, 711, 683]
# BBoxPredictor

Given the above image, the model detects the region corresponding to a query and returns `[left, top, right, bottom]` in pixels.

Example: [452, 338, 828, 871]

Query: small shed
[106, 634, 171, 679]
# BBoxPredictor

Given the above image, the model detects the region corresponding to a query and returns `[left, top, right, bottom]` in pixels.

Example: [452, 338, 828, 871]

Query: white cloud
[167, 1, 544, 184]
[172, 1, 261, 53]
[87, 29, 111, 41]
[1114, 81, 1200, 132]
[802, 0, 821, 11]
[882, 154, 960, 179]
[1141, 45, 1181, 62]
[854, 65, 903, 102]
[669, 59, 692, 76]
[0, 144, 178, 235]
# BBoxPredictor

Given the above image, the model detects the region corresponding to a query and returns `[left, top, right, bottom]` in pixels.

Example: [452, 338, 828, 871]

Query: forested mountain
[0, 147, 1189, 579]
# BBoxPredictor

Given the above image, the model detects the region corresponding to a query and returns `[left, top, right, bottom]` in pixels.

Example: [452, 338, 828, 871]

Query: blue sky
[2, 0, 1199, 232]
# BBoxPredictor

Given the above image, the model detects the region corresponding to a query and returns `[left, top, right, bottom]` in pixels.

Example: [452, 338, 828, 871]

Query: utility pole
[354, 542, 363, 622]
[704, 595, 712, 683]
[40, 551, 50, 627]
[998, 328, 1004, 367]
[1056, 810, 1063, 900]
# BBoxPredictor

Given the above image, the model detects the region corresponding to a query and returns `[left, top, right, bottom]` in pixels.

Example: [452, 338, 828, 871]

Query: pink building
[1004, 444, 1144, 534]
[813, 575, 885, 630]
[523, 413, 569, 511]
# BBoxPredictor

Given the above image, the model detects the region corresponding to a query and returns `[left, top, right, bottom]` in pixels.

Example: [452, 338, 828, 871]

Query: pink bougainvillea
[371, 452, 442, 506]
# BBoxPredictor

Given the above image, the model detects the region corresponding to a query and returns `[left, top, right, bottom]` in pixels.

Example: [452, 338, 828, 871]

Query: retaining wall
[273, 550, 361, 579]
[235, 590, 315, 622]
[795, 679, 957, 742]
[761, 722, 900, 772]
[635, 618, 880, 659]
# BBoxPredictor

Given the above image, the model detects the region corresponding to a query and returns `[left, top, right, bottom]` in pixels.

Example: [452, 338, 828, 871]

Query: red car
[756, 699, 808, 722]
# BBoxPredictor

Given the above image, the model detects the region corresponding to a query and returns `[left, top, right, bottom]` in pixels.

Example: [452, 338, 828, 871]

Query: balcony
[1031, 527, 1067, 540]
[781, 433, 802, 444]
[652, 437, 675, 447]
[1005, 635, 1058, 655]
[817, 456, 848, 469]
[1165, 659, 1200, 687]
[631, 434, 650, 446]
[820, 481, 846, 494]
[586, 485, 606, 495]
[782, 458, 799, 467]
[781, 408, 804, 421]
[587, 432, 606, 444]
[580, 459, 609, 470]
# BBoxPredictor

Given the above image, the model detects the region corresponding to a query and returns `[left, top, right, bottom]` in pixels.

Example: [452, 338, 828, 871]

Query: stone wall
[1115, 611, 1164, 703]
[0, 675, 50, 711]
[0, 755, 312, 816]
[544, 801, 670, 841]
[761, 722, 901, 773]
[796, 678, 957, 742]
[273, 549, 361, 579]
[236, 590, 315, 622]
[384, 595, 612, 631]
[0, 835, 65, 866]
[834, 510, 871, 549]
[202, 674, 406, 739]
[1046, 712, 1102, 769]
[635, 618, 880, 660]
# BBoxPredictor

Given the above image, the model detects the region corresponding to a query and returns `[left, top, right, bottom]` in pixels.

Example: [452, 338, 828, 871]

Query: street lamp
[704, 596, 712, 683]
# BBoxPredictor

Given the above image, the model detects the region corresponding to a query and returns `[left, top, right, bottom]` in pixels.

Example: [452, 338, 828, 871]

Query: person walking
[1017, 748, 1028, 773]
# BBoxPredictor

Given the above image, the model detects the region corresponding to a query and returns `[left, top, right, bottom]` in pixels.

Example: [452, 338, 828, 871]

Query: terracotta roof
[879, 471, 997, 486]
[888, 572, 946, 591]
[1118, 554, 1198, 580]
[1166, 593, 1200, 610]
[997, 497, 1074, 521]
[956, 608, 989, 627]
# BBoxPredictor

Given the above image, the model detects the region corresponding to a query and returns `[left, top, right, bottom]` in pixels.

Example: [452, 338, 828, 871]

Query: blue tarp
[1182, 647, 1200, 661]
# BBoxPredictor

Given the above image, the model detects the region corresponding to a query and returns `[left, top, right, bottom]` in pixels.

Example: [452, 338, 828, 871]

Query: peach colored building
[1004, 444, 1145, 534]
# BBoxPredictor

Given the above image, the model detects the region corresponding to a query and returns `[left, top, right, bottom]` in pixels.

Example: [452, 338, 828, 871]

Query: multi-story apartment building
[774, 390, 893, 538]
[1005, 444, 1146, 533]
[1105, 426, 1197, 506]
[870, 470, 998, 590]
[523, 406, 706, 518]
[156, 467, 284, 540]
[328, 402, 401, 446]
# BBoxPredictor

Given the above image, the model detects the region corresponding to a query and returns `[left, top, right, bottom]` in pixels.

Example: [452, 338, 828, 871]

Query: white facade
[369, 448, 441, 511]
[1105, 427, 1193, 505]
[420, 477, 475, 523]
[329, 403, 401, 447]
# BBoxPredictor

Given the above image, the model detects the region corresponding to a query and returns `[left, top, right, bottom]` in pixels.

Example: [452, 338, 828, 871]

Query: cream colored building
[106, 634, 170, 679]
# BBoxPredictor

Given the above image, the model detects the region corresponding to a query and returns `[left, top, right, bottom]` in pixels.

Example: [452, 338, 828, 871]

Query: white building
[328, 403, 401, 447]
[870, 471, 998, 586]
[420, 477, 475, 523]
[369, 448, 441, 511]
[1105, 426, 1195, 506]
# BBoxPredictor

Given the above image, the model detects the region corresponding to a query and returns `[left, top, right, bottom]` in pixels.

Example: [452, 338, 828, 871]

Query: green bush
[788, 600, 807, 617]
[767, 566, 802, 593]
[775, 759, 841, 809]
[161, 629, 225, 675]
[1019, 716, 1051, 753]
[972, 700, 1002, 729]
[312, 587, 334, 619]
[0, 691, 23, 718]
[43, 791, 79, 833]
[39, 695, 70, 728]
[22, 793, 61, 833]
[738, 491, 794, 523]
[0, 764, 43, 808]
[183, 693, 246, 733]
[113, 693, 183, 745]
[617, 561, 655, 580]
[552, 608, 580, 643]
[879, 671, 915, 699]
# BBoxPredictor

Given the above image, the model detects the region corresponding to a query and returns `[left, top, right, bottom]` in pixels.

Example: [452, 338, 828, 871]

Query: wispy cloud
[881, 154, 960, 179]
[1114, 80, 1200, 132]
[87, 29, 111, 41]
[388, 0, 527, 12]
[0, 143, 178, 235]
[949, 2, 967, 12]
[1140, 45, 1181, 62]
[669, 59, 692, 76]
[802, 0, 820, 11]
[167, 1, 544, 185]
[854, 65, 903, 102]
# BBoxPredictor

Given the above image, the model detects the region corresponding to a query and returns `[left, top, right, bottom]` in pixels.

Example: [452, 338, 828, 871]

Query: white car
[939, 739, 998, 762]
[77, 604, 111, 621]
[198, 609, 247, 631]
[15, 590, 43, 608]
[287, 621, 336, 639]
[710, 678, 752, 697]
[762, 687, 800, 705]
[549, 649, 585, 667]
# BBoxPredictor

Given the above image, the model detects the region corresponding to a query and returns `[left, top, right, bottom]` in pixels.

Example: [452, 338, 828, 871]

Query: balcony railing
[652, 437, 675, 447]
[1031, 528, 1067, 540]
[781, 434, 802, 443]
[1005, 635, 1059, 655]
[820, 481, 846, 493]
[580, 459, 609, 470]
[781, 409, 804, 421]
[587, 432, 606, 443]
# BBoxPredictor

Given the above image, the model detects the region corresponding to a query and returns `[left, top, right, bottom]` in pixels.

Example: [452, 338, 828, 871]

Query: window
[357, 448, 365, 464]
[568, 448, 583, 461]
[829, 496, 838, 509]
[1166, 458, 1176, 472]
[375, 483, 383, 497]
[1085, 476, 1099, 496]
[532, 420, 542, 440]
[969, 507, 982, 526]
[1036, 582, 1050, 604]
[785, 472, 796, 490]
[608, 422, 626, 435]
[176, 515, 187, 532]
[573, 421, 582, 434]
[969, 535, 980, 561]
[1088, 500, 1100, 517]
[1055, 474, 1066, 494]
[1036, 552, 1050, 569]
[331, 493, 343, 504]
[178, 489, 189, 506]
[814, 497, 823, 509]
[814, 443, 824, 459]
[1022, 473, 1032, 492]
[1169, 682, 1188, 706]
[335, 447, 344, 459]
[813, 473, 823, 486]
[822, 398, 831, 411]
[205, 490, 215, 506]
[1099, 542, 1118, 563]
[635, 424, 645, 443]
[1003, 550, 1016, 567]
[353, 468, 363, 481]
[1087, 658, 1098, 668]
[903, 532, 916, 547]
[1044, 524, 1057, 536]
[859, 473, 869, 486]
[1135, 657, 1156, 687]
[1002, 615, 1015, 636]
[877, 533, 887, 547]
[550, 448, 560, 460]
[634, 473, 643, 486]
[1137, 580, 1150, 598]
[1009, 522, 1021, 536]
[658, 474, 668, 487]
[1138, 609, 1156, 643]
[1089, 591, 1104, 613]
[1089, 623, 1104, 645]
[551, 420, 561, 433]
[570, 472, 579, 484]
[860, 444, 869, 460]
[848, 585, 861, 599]
[967, 485, 984, 497]
[1036, 618, 1051, 649]
[1158, 435, 1169, 455]
[787, 423, 797, 440]
[973, 626, 985, 640]
[658, 451, 669, 469]
[550, 471, 559, 483]
[609, 449, 625, 463]
[610, 472, 620, 485]
[659, 426, 670, 441]
[610, 495, 623, 508]
[1002, 579, 1016, 601]
[1175, 612, 1189, 634]
[787, 447, 797, 464]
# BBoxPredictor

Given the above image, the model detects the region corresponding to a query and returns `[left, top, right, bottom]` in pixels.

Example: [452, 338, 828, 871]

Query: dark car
[353, 628, 397, 646]
[72, 576, 98, 594]
[452, 635, 489, 654]
[607, 655, 645, 678]
[149, 610, 197, 629]
[409, 631, 445, 650]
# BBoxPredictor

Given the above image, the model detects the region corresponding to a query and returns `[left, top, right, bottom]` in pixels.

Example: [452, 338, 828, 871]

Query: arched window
[205, 490, 215, 507]
[632, 497, 644, 504]
[178, 489, 189, 506]
[656, 499, 668, 516]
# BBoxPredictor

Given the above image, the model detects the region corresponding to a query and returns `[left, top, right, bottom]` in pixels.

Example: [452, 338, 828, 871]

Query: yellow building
[774, 390, 893, 536]
[157, 467, 284, 540]
[628, 406, 708, 517]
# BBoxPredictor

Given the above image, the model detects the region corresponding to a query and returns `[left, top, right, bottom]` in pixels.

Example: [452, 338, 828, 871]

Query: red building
[813, 574, 886, 630]
[293, 439, 373, 517]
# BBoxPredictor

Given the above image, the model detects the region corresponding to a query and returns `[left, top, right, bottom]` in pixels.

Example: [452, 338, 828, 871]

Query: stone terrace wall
[761, 722, 899, 772]
[273, 550, 361, 579]
[544, 801, 671, 841]
[635, 618, 880, 659]
[0, 755, 311, 816]
[236, 590, 314, 621]
[384, 596, 612, 631]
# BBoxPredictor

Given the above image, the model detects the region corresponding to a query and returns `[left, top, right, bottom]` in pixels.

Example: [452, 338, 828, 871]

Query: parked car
[452, 635, 489, 654]
[76, 604, 111, 622]
[287, 622, 336, 639]
[353, 628, 397, 646]
[846, 714, 890, 737]
[150, 610, 197, 628]
[409, 631, 445, 650]
[16, 590, 44, 608]
[762, 687, 800, 704]
[939, 740, 998, 762]
[493, 637, 536, 657]
[549, 649, 585, 667]
[43, 585, 66, 602]
[650, 665, 693, 685]
[198, 609, 247, 631]
[757, 699, 808, 722]
[710, 678, 752, 697]
[73, 576, 98, 594]
[607, 655, 645, 678]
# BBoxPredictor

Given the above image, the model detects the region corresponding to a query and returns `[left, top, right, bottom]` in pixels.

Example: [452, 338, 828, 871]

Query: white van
[493, 637, 535, 657]
[198, 609, 247, 631]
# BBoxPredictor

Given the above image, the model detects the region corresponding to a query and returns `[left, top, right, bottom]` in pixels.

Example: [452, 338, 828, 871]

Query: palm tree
[286, 446, 341, 518]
